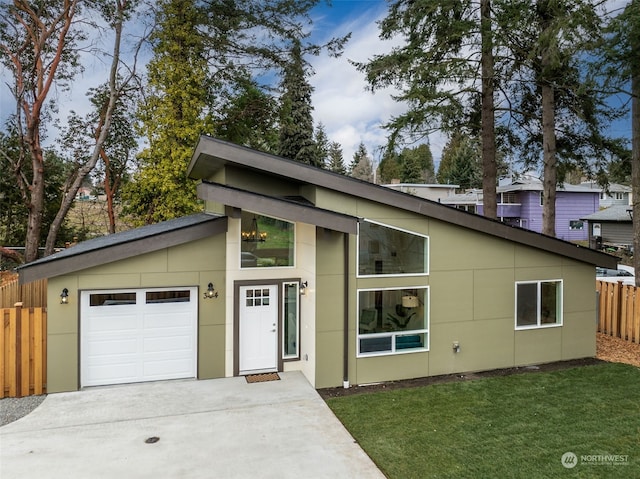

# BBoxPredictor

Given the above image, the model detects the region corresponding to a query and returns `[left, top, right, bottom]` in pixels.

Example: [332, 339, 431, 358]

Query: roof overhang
[197, 181, 358, 234]
[18, 214, 227, 284]
[188, 136, 617, 269]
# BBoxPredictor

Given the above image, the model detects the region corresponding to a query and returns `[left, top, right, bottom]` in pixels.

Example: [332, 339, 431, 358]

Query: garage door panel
[85, 314, 139, 332]
[144, 335, 193, 353]
[81, 287, 197, 387]
[86, 338, 138, 356]
[143, 358, 193, 377]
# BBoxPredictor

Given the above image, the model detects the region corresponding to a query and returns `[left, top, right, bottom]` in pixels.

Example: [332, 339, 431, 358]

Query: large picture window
[240, 212, 294, 268]
[515, 280, 562, 329]
[357, 287, 429, 356]
[358, 220, 428, 276]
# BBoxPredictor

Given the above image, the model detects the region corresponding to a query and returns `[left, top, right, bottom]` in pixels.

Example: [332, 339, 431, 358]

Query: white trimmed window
[515, 280, 563, 329]
[357, 220, 429, 277]
[357, 287, 429, 356]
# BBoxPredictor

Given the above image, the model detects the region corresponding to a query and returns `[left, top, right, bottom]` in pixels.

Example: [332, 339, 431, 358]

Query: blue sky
[0, 0, 633, 174]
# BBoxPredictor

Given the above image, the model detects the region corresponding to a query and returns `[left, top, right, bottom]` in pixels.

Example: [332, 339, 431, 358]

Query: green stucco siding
[311, 189, 598, 388]
[46, 235, 226, 393]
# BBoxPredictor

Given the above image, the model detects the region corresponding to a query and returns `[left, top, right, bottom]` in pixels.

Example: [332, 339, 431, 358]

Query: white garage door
[81, 288, 197, 387]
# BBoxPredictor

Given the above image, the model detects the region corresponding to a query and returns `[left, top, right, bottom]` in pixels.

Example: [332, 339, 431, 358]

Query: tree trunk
[43, 1, 125, 254]
[541, 80, 557, 237]
[24, 130, 45, 263]
[480, 0, 497, 220]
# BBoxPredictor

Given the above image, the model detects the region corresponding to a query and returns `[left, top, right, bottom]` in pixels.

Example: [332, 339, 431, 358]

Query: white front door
[239, 285, 278, 373]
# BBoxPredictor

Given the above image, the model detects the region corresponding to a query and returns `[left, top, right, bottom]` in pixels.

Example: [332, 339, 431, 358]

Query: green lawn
[326, 363, 640, 478]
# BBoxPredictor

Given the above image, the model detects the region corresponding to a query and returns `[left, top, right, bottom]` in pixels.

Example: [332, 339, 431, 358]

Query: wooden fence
[1, 305, 47, 398]
[597, 280, 640, 344]
[0, 275, 47, 308]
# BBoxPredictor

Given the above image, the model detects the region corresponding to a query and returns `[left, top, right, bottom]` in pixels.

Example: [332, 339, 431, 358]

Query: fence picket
[1, 306, 47, 398]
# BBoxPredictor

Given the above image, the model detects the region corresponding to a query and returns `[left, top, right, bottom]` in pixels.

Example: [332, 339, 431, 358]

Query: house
[382, 183, 459, 202]
[580, 181, 632, 209]
[441, 176, 600, 242]
[581, 205, 633, 251]
[18, 137, 616, 393]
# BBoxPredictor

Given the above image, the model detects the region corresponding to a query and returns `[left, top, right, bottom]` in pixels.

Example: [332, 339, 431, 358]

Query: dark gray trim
[197, 181, 358, 235]
[19, 214, 228, 284]
[343, 232, 349, 387]
[189, 136, 617, 268]
[233, 278, 301, 376]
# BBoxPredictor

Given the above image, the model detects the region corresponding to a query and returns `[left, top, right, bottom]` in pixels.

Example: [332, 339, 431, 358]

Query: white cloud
[309, 4, 444, 170]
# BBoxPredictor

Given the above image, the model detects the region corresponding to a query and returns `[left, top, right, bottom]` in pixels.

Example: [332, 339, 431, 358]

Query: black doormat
[245, 372, 280, 383]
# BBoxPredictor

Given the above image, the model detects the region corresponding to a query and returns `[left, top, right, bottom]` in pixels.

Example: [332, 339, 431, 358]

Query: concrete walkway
[0, 372, 384, 478]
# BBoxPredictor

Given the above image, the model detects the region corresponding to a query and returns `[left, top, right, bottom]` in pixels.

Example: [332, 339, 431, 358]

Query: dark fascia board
[19, 215, 228, 284]
[197, 181, 358, 234]
[188, 136, 617, 269]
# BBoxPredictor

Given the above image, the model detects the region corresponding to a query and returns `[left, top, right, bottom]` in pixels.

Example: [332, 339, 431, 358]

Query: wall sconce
[300, 281, 308, 295]
[60, 288, 69, 304]
[204, 282, 218, 299]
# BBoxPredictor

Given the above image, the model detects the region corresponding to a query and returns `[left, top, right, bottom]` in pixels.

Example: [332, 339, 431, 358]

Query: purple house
[441, 176, 600, 242]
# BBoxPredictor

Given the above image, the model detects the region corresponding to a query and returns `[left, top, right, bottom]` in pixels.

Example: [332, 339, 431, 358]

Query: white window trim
[514, 279, 563, 330]
[239, 212, 296, 269]
[282, 281, 300, 360]
[356, 285, 430, 357]
[356, 219, 430, 278]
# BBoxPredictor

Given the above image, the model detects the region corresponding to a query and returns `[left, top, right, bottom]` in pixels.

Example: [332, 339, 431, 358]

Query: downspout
[343, 231, 350, 389]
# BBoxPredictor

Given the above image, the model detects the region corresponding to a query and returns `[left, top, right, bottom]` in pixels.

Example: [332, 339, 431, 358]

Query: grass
[326, 363, 640, 478]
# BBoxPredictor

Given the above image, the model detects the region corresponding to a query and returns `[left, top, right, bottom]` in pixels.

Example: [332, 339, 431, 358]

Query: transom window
[515, 280, 563, 329]
[357, 287, 429, 356]
[358, 220, 429, 276]
[240, 212, 294, 268]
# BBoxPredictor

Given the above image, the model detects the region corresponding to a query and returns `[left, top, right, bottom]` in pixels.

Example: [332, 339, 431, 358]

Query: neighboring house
[382, 183, 459, 203]
[18, 137, 616, 393]
[580, 181, 632, 208]
[581, 205, 633, 251]
[441, 176, 600, 242]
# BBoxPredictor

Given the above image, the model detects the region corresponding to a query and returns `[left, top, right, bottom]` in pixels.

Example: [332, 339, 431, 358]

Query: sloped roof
[581, 205, 633, 222]
[18, 213, 227, 283]
[188, 136, 616, 268]
[498, 177, 598, 193]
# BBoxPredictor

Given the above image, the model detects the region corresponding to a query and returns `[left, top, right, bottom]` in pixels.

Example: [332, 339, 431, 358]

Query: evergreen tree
[377, 149, 402, 184]
[327, 141, 347, 174]
[399, 144, 436, 183]
[123, 0, 212, 225]
[437, 132, 482, 189]
[350, 142, 374, 182]
[278, 39, 317, 165]
[216, 75, 279, 153]
[313, 123, 330, 168]
[355, 0, 499, 217]
[498, 0, 618, 236]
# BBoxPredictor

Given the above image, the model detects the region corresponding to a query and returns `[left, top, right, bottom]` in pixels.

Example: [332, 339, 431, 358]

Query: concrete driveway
[0, 372, 384, 478]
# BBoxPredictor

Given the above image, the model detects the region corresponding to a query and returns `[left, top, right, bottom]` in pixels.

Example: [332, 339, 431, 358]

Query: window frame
[356, 286, 430, 357]
[569, 220, 584, 231]
[282, 281, 300, 360]
[239, 212, 296, 269]
[356, 219, 430, 278]
[514, 279, 563, 330]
